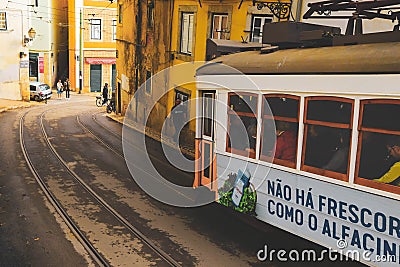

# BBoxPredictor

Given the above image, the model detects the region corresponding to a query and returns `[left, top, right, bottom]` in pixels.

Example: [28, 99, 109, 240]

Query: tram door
[196, 92, 216, 189]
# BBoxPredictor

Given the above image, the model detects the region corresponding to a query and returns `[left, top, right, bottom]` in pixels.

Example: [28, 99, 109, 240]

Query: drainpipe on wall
[168, 0, 175, 63]
[134, 0, 143, 121]
[20, 9, 30, 101]
[79, 8, 83, 94]
[168, 0, 175, 114]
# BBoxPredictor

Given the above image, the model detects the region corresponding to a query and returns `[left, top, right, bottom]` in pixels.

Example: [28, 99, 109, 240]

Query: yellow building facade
[168, 0, 292, 130]
[116, 0, 292, 144]
[115, 0, 173, 123]
[68, 0, 117, 93]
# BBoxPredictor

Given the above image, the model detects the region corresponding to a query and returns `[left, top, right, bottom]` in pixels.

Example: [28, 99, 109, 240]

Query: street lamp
[23, 27, 36, 46]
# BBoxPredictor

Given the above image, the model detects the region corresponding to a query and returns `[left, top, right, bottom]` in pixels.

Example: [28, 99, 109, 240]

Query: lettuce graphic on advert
[218, 169, 257, 216]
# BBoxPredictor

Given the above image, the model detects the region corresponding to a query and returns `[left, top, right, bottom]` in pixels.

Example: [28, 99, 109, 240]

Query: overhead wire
[5, 0, 139, 28]
[5, 0, 118, 26]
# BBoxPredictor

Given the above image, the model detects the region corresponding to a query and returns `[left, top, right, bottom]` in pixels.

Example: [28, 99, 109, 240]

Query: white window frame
[251, 15, 272, 43]
[112, 19, 117, 41]
[90, 19, 101, 40]
[0, 12, 6, 30]
[180, 12, 194, 55]
[211, 14, 228, 40]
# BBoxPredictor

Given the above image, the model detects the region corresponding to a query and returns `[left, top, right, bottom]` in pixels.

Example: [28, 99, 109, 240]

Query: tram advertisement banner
[218, 169, 257, 215]
[216, 154, 400, 266]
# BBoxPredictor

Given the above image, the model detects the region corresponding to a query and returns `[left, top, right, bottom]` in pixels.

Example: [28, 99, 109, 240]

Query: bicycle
[96, 94, 104, 107]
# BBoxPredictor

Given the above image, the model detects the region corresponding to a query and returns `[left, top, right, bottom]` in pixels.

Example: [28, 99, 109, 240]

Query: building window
[175, 90, 189, 102]
[118, 4, 123, 24]
[260, 95, 299, 168]
[180, 12, 194, 55]
[112, 19, 117, 41]
[355, 99, 400, 194]
[227, 93, 258, 159]
[90, 19, 101, 40]
[175, 89, 190, 120]
[301, 97, 354, 181]
[211, 14, 229, 40]
[0, 12, 6, 30]
[145, 70, 152, 94]
[251, 15, 272, 43]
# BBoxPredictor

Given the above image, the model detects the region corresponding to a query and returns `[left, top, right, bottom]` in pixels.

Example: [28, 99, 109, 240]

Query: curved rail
[77, 113, 195, 203]
[19, 110, 110, 267]
[39, 111, 182, 267]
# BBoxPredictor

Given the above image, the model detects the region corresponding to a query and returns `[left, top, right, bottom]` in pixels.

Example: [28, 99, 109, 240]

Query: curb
[0, 103, 38, 113]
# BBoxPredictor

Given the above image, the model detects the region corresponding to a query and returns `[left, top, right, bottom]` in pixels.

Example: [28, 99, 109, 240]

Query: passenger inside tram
[373, 135, 400, 186]
[322, 131, 350, 174]
[358, 132, 391, 179]
[228, 115, 257, 153]
[304, 125, 337, 168]
[272, 121, 297, 162]
[246, 123, 257, 154]
[228, 116, 247, 151]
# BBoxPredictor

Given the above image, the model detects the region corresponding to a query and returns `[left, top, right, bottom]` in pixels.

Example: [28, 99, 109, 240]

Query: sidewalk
[0, 91, 98, 113]
[0, 99, 41, 113]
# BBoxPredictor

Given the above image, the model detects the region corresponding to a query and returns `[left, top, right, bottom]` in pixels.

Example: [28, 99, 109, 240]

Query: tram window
[356, 100, 400, 194]
[265, 96, 298, 119]
[202, 93, 214, 137]
[307, 100, 352, 124]
[304, 126, 351, 174]
[229, 94, 257, 114]
[227, 93, 258, 158]
[260, 95, 299, 168]
[362, 103, 400, 131]
[302, 97, 353, 181]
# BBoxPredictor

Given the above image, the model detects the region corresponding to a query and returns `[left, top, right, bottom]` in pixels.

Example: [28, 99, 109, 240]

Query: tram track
[73, 113, 184, 266]
[91, 112, 121, 140]
[19, 109, 110, 267]
[19, 106, 183, 267]
[77, 112, 195, 199]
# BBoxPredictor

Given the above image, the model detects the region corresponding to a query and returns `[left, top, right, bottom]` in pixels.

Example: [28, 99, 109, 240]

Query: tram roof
[196, 41, 400, 75]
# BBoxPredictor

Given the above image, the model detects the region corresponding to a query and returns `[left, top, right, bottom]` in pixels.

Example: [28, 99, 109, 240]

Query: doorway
[90, 64, 102, 92]
[198, 91, 216, 189]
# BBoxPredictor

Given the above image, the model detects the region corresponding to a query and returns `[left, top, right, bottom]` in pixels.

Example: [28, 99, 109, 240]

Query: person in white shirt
[56, 80, 63, 99]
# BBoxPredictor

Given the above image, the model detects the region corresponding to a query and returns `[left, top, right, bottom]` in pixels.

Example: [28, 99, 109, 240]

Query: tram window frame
[355, 99, 400, 195]
[226, 92, 258, 159]
[260, 94, 300, 168]
[301, 96, 354, 181]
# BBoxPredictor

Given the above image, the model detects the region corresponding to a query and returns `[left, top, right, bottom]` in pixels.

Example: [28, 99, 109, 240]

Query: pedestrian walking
[102, 83, 109, 105]
[64, 78, 71, 99]
[56, 80, 63, 99]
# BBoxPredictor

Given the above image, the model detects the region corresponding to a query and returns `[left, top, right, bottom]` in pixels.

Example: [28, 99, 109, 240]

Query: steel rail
[39, 111, 182, 267]
[19, 110, 110, 267]
[80, 112, 195, 202]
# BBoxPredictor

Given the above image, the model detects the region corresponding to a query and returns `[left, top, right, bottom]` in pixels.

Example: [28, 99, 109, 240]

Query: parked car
[30, 82, 52, 101]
